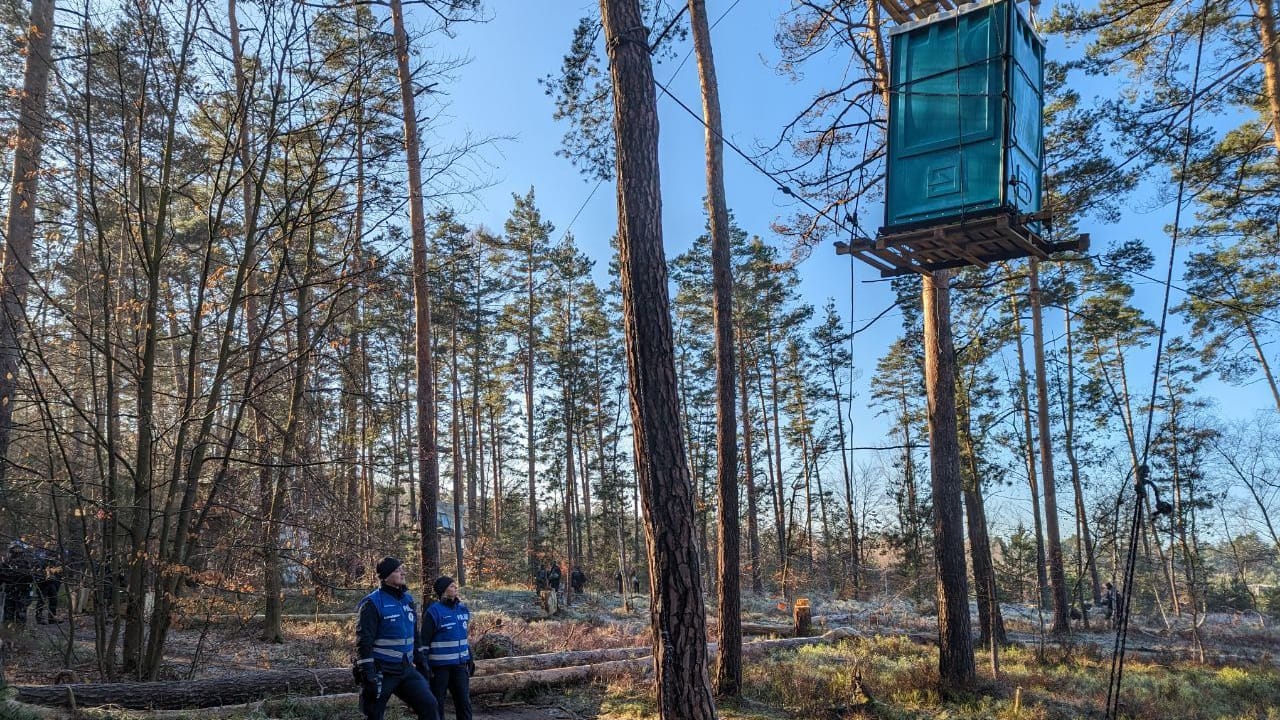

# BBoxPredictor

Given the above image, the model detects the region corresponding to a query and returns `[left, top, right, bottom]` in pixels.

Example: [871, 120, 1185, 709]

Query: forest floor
[3, 585, 1280, 719]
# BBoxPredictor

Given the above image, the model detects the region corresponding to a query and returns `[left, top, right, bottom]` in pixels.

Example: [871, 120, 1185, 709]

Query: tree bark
[686, 0, 741, 698]
[1059, 285, 1101, 604]
[1028, 260, 1070, 634]
[1255, 0, 1280, 158]
[921, 270, 975, 688]
[390, 0, 440, 582]
[452, 326, 466, 585]
[0, 0, 55, 485]
[599, 1, 718, 716]
[1010, 290, 1050, 610]
[736, 331, 763, 594]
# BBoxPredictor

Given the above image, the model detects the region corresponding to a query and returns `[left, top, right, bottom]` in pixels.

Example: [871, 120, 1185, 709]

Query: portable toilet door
[883, 0, 1044, 233]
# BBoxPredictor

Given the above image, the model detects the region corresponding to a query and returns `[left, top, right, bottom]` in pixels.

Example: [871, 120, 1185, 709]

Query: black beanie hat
[433, 576, 454, 597]
[376, 556, 403, 580]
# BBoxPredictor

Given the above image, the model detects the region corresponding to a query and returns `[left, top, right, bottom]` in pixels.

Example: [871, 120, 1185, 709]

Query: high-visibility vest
[425, 601, 471, 666]
[361, 588, 417, 664]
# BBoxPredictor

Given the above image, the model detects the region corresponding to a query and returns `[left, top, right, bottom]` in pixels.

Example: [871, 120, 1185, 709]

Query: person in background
[630, 571, 640, 595]
[1102, 582, 1118, 628]
[33, 545, 63, 624]
[614, 569, 623, 594]
[1, 541, 35, 626]
[354, 557, 438, 720]
[423, 576, 474, 720]
[570, 566, 586, 598]
[548, 563, 562, 603]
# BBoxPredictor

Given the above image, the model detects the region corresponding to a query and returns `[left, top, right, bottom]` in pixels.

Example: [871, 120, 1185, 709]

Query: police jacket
[355, 583, 420, 674]
[422, 599, 470, 667]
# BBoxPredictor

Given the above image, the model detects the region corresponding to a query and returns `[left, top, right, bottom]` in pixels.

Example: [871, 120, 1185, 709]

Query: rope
[1103, 6, 1208, 717]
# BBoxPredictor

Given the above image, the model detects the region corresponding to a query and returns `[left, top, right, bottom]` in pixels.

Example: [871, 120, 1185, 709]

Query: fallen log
[12, 629, 860, 711]
[740, 622, 792, 636]
[13, 668, 356, 710]
[476, 646, 650, 675]
[178, 612, 356, 625]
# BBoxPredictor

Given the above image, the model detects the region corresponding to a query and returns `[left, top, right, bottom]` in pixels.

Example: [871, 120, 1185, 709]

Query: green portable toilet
[883, 0, 1044, 232]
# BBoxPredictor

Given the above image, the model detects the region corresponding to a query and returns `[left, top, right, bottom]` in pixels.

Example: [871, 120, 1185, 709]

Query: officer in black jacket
[1, 541, 35, 625]
[354, 557, 439, 720]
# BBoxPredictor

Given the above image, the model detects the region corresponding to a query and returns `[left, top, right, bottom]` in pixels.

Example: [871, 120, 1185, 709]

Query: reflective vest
[361, 588, 417, 664]
[425, 601, 470, 666]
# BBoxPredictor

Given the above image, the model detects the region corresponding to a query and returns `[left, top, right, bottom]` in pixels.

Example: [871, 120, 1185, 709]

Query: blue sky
[436, 0, 885, 399]
[414, 1, 1276, 534]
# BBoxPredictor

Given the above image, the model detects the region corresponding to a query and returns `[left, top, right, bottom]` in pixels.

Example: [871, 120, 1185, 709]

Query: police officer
[354, 557, 438, 720]
[1, 541, 35, 625]
[33, 546, 63, 624]
[423, 576, 474, 720]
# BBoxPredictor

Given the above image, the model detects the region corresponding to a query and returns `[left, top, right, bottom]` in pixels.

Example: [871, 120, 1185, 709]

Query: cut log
[739, 622, 794, 636]
[476, 646, 650, 675]
[179, 612, 356, 625]
[474, 656, 653, 694]
[14, 668, 356, 709]
[12, 629, 859, 711]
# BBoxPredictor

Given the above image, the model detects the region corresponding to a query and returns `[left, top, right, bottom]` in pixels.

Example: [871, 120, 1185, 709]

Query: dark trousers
[2, 582, 30, 623]
[429, 664, 472, 720]
[36, 579, 60, 621]
[361, 665, 438, 720]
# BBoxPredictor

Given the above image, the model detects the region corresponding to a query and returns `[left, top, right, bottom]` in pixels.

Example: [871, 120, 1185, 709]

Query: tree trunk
[0, 0, 55, 486]
[736, 331, 762, 594]
[526, 252, 538, 576]
[390, 0, 440, 582]
[563, 352, 577, 606]
[921, 270, 975, 689]
[1010, 291, 1050, 610]
[452, 326, 466, 585]
[1254, 0, 1280, 158]
[262, 214, 317, 644]
[957, 382, 1005, 647]
[1028, 259, 1070, 634]
[598, 1, 717, 716]
[1059, 285, 1100, 603]
[688, 0, 740, 696]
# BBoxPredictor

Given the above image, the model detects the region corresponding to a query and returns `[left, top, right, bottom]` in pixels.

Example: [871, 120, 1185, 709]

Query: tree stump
[793, 598, 812, 637]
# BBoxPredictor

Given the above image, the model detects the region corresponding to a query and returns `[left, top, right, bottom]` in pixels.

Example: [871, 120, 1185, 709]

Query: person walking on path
[354, 557, 438, 720]
[423, 576, 474, 720]
[570, 566, 586, 598]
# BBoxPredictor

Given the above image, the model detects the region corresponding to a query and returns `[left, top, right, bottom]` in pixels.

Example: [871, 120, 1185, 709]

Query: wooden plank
[995, 215, 1049, 259]
[878, 0, 911, 24]
[953, 241, 991, 269]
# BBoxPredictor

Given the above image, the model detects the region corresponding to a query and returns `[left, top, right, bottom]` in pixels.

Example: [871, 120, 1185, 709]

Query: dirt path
[474, 705, 584, 720]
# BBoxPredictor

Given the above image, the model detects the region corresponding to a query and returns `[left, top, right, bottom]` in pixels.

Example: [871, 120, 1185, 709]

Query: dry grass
[8, 587, 1280, 720]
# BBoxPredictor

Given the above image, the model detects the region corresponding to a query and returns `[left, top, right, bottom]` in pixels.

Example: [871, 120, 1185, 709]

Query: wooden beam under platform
[836, 210, 1090, 278]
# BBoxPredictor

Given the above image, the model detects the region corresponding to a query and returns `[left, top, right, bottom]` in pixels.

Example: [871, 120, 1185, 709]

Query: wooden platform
[834, 210, 1089, 277]
[878, 0, 958, 24]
